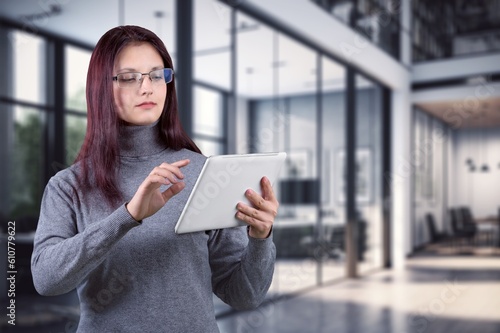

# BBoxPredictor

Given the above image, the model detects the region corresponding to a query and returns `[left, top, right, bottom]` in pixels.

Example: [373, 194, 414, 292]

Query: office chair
[459, 207, 478, 245]
[425, 213, 447, 243]
[497, 207, 500, 248]
[450, 207, 477, 248]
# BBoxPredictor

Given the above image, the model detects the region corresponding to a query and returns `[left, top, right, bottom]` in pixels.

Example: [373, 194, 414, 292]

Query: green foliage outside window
[9, 110, 43, 221]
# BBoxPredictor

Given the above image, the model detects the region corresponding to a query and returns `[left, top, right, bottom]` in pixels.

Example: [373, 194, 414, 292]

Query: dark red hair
[76, 25, 200, 205]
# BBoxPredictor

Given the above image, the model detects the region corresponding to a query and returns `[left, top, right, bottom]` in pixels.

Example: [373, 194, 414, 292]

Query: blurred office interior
[0, 0, 499, 332]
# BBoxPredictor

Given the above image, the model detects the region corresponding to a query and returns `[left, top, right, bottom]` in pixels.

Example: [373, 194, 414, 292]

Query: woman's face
[113, 42, 167, 125]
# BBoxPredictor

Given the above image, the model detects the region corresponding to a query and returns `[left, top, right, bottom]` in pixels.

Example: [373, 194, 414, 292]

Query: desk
[475, 217, 500, 247]
[475, 217, 499, 224]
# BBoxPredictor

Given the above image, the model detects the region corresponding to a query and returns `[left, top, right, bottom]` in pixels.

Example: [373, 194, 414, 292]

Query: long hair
[76, 25, 200, 206]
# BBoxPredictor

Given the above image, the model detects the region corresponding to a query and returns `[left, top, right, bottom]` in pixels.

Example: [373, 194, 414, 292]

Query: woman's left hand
[235, 176, 279, 239]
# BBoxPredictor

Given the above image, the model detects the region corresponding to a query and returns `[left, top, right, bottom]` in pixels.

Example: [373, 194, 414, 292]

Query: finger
[244, 189, 265, 208]
[244, 189, 276, 216]
[235, 211, 271, 238]
[170, 159, 190, 169]
[161, 182, 185, 202]
[160, 160, 190, 178]
[236, 202, 264, 222]
[142, 174, 170, 190]
[152, 165, 184, 184]
[235, 210, 265, 228]
[261, 177, 278, 203]
[169, 159, 191, 171]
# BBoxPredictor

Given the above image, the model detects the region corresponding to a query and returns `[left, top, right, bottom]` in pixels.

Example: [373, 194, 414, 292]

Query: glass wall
[4, 105, 45, 222]
[193, 0, 232, 315]
[236, 10, 318, 294]
[273, 32, 318, 294]
[355, 75, 384, 274]
[320, 56, 347, 282]
[65, 45, 91, 165]
[236, 9, 365, 295]
[0, 29, 46, 224]
[193, 0, 230, 156]
[193, 86, 226, 156]
[412, 108, 448, 250]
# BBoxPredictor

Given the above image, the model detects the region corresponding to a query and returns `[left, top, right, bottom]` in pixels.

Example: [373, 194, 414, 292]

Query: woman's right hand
[126, 159, 190, 222]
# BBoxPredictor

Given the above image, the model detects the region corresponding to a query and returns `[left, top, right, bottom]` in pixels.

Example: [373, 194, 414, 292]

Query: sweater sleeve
[208, 226, 276, 310]
[31, 177, 140, 296]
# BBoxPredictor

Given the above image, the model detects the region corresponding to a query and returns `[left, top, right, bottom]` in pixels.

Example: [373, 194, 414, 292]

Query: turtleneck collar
[118, 120, 167, 157]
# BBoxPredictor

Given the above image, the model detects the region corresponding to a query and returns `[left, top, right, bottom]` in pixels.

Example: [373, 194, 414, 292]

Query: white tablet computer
[174, 152, 287, 234]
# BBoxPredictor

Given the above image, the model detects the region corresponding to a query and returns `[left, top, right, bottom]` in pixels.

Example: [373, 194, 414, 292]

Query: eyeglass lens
[115, 68, 173, 88]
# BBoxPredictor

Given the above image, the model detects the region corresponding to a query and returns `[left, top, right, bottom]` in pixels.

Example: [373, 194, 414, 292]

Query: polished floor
[2, 252, 499, 332]
[217, 254, 500, 333]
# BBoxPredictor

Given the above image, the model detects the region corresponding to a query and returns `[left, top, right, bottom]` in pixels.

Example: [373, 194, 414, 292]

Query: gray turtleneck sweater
[31, 122, 276, 333]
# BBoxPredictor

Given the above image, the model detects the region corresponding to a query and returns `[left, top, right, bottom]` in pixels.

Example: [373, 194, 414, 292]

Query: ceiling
[0, 0, 176, 48]
[416, 97, 500, 129]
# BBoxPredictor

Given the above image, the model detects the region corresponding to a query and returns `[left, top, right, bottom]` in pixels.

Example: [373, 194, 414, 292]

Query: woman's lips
[136, 102, 156, 109]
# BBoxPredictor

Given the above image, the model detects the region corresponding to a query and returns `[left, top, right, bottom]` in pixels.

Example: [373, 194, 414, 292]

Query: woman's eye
[120, 78, 136, 82]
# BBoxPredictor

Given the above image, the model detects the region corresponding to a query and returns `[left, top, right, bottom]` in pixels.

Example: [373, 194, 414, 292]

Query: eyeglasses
[112, 68, 174, 88]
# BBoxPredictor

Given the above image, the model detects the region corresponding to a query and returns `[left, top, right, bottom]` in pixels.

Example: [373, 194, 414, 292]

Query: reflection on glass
[194, 0, 231, 90]
[194, 138, 223, 157]
[355, 74, 383, 274]
[11, 30, 45, 104]
[276, 32, 318, 293]
[243, 21, 321, 294]
[8, 106, 44, 220]
[65, 115, 87, 166]
[194, 86, 224, 138]
[65, 45, 91, 112]
[320, 56, 347, 282]
[236, 12, 274, 99]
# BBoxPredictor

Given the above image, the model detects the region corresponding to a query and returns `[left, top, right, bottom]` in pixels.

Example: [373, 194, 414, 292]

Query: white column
[390, 0, 413, 269]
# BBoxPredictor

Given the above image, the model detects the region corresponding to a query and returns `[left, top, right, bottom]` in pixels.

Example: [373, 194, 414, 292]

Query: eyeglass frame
[112, 68, 174, 88]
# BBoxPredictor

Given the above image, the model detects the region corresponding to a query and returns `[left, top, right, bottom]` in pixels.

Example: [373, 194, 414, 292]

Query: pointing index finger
[171, 159, 190, 167]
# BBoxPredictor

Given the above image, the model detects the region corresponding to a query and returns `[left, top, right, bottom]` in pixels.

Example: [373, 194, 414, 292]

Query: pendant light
[467, 131, 476, 172]
[480, 128, 489, 172]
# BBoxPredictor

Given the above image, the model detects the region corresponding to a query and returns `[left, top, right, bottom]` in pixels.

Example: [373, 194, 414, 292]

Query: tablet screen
[175, 152, 286, 234]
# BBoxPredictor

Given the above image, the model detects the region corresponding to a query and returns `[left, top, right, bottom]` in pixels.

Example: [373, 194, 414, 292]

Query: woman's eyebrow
[116, 65, 164, 73]
[116, 67, 137, 73]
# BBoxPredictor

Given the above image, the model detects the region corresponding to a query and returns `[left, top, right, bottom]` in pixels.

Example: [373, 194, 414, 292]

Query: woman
[31, 25, 278, 332]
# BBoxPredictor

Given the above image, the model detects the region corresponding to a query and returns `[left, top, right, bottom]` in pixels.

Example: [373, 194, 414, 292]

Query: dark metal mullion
[443, 126, 449, 239]
[382, 87, 392, 268]
[45, 39, 65, 182]
[176, 0, 194, 138]
[65, 109, 87, 117]
[411, 107, 417, 250]
[315, 54, 323, 286]
[345, 0, 359, 279]
[0, 96, 53, 111]
[345, 67, 357, 278]
[0, 25, 12, 215]
[222, 90, 229, 154]
[228, 7, 237, 155]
